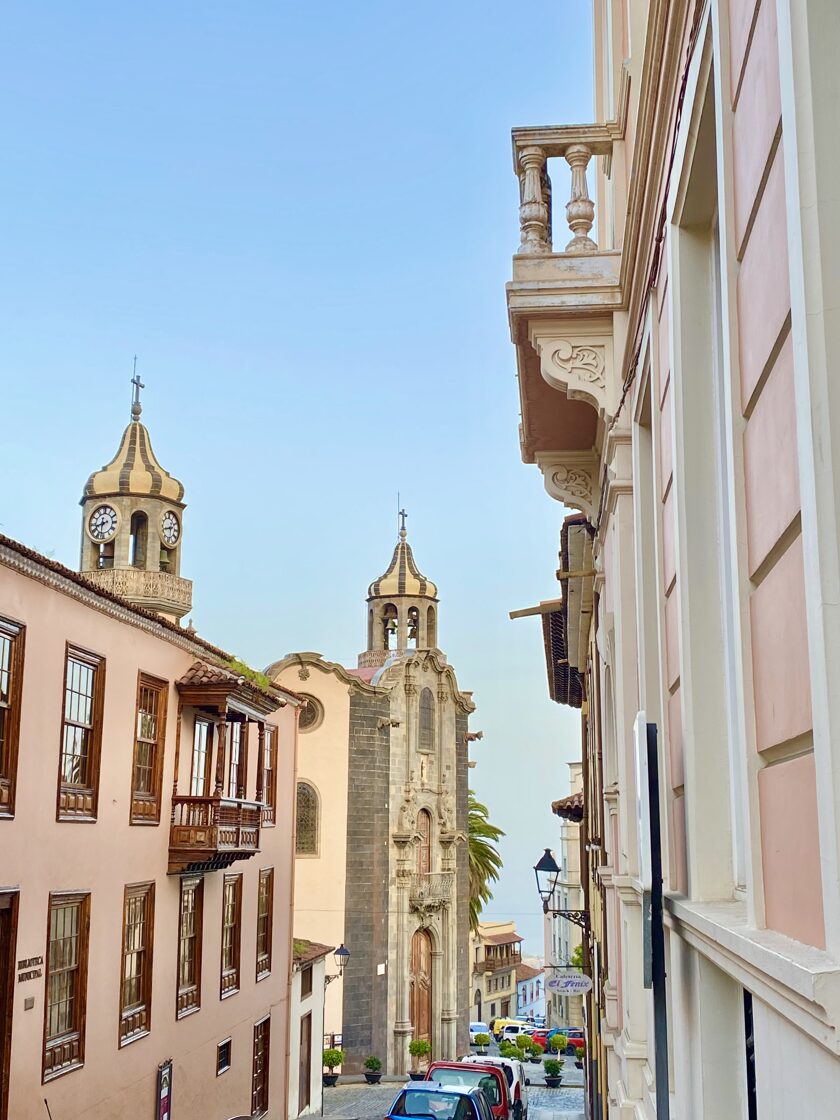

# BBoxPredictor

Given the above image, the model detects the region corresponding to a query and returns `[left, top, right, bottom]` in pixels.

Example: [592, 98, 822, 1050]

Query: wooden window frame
[0, 616, 25, 819]
[251, 1015, 271, 1117]
[176, 876, 203, 1018]
[57, 644, 105, 822]
[42, 891, 90, 1083]
[190, 717, 213, 797]
[220, 874, 242, 998]
[300, 964, 313, 999]
[130, 672, 168, 825]
[119, 882, 155, 1046]
[261, 726, 277, 826]
[256, 868, 274, 981]
[216, 1037, 232, 1076]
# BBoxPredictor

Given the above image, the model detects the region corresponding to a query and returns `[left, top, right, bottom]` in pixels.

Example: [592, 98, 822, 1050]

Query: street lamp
[325, 943, 350, 986]
[533, 848, 590, 933]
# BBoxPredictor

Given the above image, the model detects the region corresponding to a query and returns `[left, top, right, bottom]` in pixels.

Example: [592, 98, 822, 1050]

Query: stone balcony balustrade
[84, 566, 193, 618]
[358, 648, 447, 670]
[408, 872, 454, 911]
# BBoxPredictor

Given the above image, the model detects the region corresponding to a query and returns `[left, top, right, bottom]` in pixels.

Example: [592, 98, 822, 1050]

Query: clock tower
[79, 377, 192, 622]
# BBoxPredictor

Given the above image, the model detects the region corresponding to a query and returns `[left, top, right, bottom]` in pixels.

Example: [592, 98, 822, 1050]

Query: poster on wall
[156, 1058, 173, 1120]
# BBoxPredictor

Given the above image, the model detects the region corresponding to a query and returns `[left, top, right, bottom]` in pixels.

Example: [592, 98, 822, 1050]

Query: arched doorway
[409, 929, 433, 1046]
[474, 989, 482, 1021]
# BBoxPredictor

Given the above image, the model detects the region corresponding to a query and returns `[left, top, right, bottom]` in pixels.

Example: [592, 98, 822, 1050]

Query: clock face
[88, 504, 118, 542]
[160, 510, 181, 548]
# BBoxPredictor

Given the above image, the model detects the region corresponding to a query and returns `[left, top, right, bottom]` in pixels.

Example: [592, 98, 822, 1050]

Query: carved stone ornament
[397, 783, 418, 835]
[530, 322, 614, 417]
[537, 451, 599, 521]
[552, 341, 605, 386]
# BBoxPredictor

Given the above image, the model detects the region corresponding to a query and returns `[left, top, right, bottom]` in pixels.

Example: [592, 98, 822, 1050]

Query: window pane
[295, 783, 318, 854]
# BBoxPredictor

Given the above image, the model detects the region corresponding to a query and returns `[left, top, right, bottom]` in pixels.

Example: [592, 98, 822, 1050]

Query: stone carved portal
[409, 929, 433, 1046]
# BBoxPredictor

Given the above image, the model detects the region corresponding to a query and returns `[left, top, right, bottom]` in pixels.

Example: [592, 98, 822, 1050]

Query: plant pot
[365, 1072, 383, 1084]
[575, 1060, 583, 1069]
[409, 1071, 425, 1081]
[544, 1076, 562, 1089]
[529, 1057, 541, 1064]
[476, 1048, 487, 1055]
[323, 1074, 339, 1087]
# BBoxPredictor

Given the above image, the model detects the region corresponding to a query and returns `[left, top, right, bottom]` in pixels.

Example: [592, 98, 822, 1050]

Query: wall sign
[546, 974, 593, 995]
[17, 955, 43, 982]
[156, 1059, 173, 1120]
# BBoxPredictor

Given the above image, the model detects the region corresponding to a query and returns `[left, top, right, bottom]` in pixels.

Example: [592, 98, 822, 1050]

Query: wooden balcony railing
[169, 795, 261, 874]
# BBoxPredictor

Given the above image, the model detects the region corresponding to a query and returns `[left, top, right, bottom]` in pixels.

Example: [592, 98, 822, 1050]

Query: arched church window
[298, 694, 324, 733]
[295, 782, 319, 855]
[129, 511, 148, 569]
[419, 688, 435, 752]
[382, 604, 398, 650]
[416, 808, 432, 875]
[407, 606, 420, 648]
[427, 606, 437, 648]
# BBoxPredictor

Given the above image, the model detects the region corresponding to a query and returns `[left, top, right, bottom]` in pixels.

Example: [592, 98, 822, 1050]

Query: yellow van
[490, 1017, 529, 1041]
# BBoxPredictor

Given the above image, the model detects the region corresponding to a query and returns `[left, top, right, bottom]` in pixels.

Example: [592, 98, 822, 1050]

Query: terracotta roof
[516, 963, 542, 983]
[484, 932, 524, 946]
[552, 790, 584, 823]
[293, 939, 334, 966]
[0, 533, 305, 703]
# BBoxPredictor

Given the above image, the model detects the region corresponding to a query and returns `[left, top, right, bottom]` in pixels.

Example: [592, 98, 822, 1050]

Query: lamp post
[325, 943, 350, 987]
[533, 848, 590, 932]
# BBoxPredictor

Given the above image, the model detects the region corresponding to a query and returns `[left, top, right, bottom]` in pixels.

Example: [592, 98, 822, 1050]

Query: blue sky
[0, 1, 592, 953]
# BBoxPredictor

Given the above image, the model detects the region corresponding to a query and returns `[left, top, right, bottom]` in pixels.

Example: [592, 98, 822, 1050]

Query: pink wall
[1, 557, 296, 1120]
[758, 753, 825, 948]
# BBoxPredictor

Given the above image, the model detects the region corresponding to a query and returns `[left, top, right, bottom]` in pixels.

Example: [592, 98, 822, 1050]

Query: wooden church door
[409, 928, 433, 1046]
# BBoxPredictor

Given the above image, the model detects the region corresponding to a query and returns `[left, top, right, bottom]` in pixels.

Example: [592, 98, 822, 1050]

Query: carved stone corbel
[529, 319, 615, 418]
[536, 450, 599, 521]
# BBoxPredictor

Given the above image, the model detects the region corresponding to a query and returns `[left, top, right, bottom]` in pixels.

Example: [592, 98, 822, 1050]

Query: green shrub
[529, 1039, 545, 1056]
[474, 1033, 491, 1047]
[515, 1033, 531, 1052]
[544, 1058, 562, 1078]
[548, 1034, 567, 1054]
[364, 1056, 382, 1072]
[323, 1048, 344, 1072]
[409, 1039, 431, 1057]
[498, 1041, 517, 1058]
[575, 1047, 584, 1060]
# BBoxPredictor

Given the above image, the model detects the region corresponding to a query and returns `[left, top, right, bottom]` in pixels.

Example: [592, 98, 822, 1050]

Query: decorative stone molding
[536, 451, 600, 521]
[529, 318, 616, 418]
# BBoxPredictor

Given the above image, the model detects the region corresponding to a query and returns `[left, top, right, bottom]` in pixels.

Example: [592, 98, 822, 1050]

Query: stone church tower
[267, 524, 473, 1073]
[79, 379, 192, 622]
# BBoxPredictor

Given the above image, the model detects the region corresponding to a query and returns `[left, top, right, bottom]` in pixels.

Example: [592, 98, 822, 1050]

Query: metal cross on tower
[131, 357, 145, 419]
[399, 507, 408, 533]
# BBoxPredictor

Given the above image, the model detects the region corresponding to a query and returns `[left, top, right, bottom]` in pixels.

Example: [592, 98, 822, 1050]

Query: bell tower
[359, 511, 440, 668]
[79, 374, 193, 622]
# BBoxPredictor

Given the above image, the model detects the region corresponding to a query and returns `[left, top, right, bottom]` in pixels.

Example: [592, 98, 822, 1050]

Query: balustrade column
[256, 721, 265, 803]
[564, 143, 597, 252]
[214, 714, 228, 796]
[517, 145, 551, 254]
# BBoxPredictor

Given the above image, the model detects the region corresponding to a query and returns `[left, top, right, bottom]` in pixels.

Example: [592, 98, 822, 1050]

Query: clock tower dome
[79, 375, 192, 622]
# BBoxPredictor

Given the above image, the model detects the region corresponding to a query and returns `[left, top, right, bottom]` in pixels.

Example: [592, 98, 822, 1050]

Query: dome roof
[83, 415, 184, 505]
[368, 529, 438, 600]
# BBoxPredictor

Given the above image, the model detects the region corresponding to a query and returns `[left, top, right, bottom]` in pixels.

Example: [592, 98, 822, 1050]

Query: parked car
[387, 1082, 495, 1120]
[490, 1018, 529, 1041]
[470, 1021, 491, 1044]
[459, 1054, 530, 1120]
[499, 1023, 530, 1043]
[425, 1062, 511, 1120]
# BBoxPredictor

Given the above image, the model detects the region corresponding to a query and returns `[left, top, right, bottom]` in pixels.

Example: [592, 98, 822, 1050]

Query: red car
[530, 1028, 586, 1055]
[425, 1062, 510, 1120]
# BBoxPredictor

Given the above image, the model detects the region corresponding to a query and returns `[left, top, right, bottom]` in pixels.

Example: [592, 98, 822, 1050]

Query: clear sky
[1, 1, 592, 954]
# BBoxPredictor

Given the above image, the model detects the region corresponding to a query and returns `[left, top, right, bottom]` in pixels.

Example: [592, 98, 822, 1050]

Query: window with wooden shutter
[57, 646, 105, 820]
[177, 876, 203, 1017]
[119, 882, 155, 1045]
[130, 673, 168, 824]
[0, 617, 24, 818]
[43, 892, 90, 1081]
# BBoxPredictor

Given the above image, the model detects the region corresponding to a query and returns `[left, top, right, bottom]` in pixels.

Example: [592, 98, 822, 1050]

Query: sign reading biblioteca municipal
[546, 974, 593, 995]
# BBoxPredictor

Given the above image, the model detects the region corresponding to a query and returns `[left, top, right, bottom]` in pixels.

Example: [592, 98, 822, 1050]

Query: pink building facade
[0, 401, 303, 1120]
[507, 0, 840, 1115]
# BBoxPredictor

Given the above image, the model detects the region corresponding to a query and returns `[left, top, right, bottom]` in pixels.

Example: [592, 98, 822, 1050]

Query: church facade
[268, 526, 474, 1073]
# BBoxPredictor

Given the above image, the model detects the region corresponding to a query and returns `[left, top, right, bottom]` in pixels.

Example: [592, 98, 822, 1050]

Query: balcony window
[251, 1016, 270, 1116]
[130, 673, 168, 824]
[58, 647, 104, 820]
[256, 868, 273, 980]
[177, 876, 203, 1017]
[190, 718, 213, 797]
[43, 893, 90, 1081]
[120, 883, 154, 1045]
[221, 874, 242, 997]
[262, 726, 276, 825]
[226, 723, 243, 800]
[0, 617, 24, 817]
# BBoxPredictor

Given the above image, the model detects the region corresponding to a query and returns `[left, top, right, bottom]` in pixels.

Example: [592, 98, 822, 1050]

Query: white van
[469, 1021, 490, 1044]
[460, 1054, 530, 1120]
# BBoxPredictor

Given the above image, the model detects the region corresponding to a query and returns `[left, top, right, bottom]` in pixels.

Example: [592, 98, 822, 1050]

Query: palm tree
[468, 791, 504, 931]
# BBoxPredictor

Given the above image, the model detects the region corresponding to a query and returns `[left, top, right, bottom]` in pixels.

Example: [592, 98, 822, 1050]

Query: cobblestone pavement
[322, 1078, 585, 1120]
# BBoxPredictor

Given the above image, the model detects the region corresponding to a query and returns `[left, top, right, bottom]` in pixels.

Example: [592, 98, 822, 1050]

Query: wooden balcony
[169, 795, 262, 874]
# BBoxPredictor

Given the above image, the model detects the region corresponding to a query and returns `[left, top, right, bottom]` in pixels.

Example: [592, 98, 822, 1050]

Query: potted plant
[543, 1058, 563, 1088]
[548, 1034, 567, 1056]
[528, 1039, 545, 1064]
[574, 1046, 584, 1069]
[364, 1056, 383, 1084]
[515, 1034, 531, 1059]
[323, 1048, 344, 1087]
[498, 1040, 516, 1058]
[408, 1038, 431, 1079]
[474, 1033, 491, 1055]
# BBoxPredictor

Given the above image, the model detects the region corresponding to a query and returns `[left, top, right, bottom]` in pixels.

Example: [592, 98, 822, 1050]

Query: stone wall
[342, 689, 393, 1071]
[455, 710, 471, 1055]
